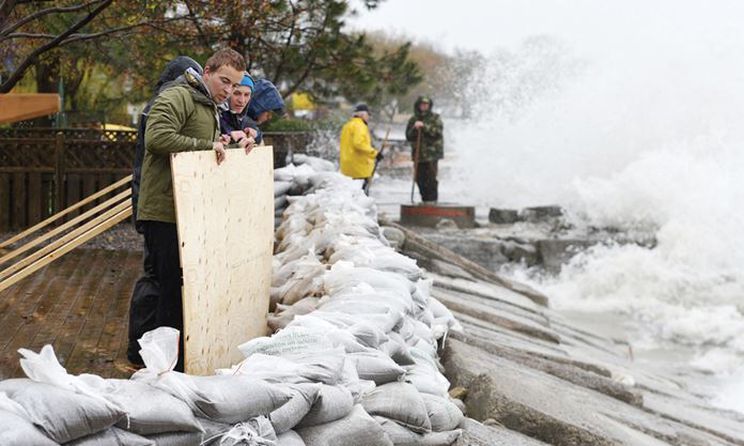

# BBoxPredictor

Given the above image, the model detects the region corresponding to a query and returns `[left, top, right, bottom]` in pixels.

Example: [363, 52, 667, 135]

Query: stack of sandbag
[233, 170, 465, 445]
[0, 335, 290, 445]
[1, 162, 465, 446]
[274, 154, 336, 227]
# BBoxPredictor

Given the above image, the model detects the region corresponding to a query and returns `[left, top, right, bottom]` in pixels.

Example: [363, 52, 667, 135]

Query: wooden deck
[0, 249, 142, 379]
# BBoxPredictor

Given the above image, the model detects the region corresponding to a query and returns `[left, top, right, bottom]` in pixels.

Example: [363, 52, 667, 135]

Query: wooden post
[54, 132, 65, 215]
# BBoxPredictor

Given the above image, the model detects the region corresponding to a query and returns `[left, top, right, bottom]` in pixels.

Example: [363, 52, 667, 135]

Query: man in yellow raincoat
[339, 103, 380, 193]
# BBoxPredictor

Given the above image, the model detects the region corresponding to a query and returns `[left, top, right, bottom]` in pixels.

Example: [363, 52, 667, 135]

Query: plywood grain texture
[171, 147, 274, 375]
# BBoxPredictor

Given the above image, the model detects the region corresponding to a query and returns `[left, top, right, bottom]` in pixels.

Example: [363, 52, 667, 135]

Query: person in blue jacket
[219, 72, 262, 145]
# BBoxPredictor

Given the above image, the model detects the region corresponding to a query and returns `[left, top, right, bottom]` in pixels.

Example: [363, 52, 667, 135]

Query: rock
[489, 208, 521, 224]
[520, 205, 563, 223]
[449, 387, 468, 400]
[537, 239, 596, 272]
[456, 418, 550, 445]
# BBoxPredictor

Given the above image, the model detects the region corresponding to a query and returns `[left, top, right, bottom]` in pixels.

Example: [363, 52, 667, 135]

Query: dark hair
[205, 48, 246, 72]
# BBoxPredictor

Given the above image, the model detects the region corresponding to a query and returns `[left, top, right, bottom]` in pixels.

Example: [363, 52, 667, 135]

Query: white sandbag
[350, 351, 406, 385]
[105, 379, 202, 435]
[277, 430, 306, 446]
[238, 326, 335, 358]
[270, 384, 321, 434]
[275, 181, 293, 197]
[421, 394, 464, 432]
[285, 316, 370, 353]
[227, 349, 346, 385]
[361, 382, 431, 434]
[324, 262, 414, 299]
[293, 154, 336, 172]
[198, 417, 233, 446]
[268, 297, 321, 332]
[348, 322, 389, 349]
[66, 427, 154, 446]
[297, 385, 354, 427]
[133, 328, 291, 423]
[145, 430, 202, 445]
[275, 195, 289, 209]
[0, 404, 58, 446]
[374, 416, 462, 446]
[0, 378, 125, 443]
[379, 334, 416, 366]
[403, 365, 450, 398]
[297, 405, 392, 446]
[220, 416, 277, 446]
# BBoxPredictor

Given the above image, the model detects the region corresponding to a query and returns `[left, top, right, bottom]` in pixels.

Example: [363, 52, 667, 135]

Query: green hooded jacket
[405, 96, 444, 162]
[137, 69, 220, 223]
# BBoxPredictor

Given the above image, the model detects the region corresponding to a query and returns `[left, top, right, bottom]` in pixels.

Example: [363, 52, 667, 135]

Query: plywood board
[0, 94, 60, 123]
[171, 146, 274, 375]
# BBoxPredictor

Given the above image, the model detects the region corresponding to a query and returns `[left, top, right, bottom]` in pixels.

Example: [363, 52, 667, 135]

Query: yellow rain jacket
[339, 116, 377, 178]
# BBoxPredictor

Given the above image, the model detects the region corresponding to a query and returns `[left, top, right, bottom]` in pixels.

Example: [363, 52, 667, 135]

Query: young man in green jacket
[134, 48, 245, 370]
[405, 96, 444, 203]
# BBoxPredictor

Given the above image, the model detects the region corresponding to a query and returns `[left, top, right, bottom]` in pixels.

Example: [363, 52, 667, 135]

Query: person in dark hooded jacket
[405, 96, 443, 203]
[246, 79, 285, 125]
[127, 56, 202, 366]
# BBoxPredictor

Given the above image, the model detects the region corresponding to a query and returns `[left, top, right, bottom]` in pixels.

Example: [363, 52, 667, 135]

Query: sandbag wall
[0, 156, 465, 446]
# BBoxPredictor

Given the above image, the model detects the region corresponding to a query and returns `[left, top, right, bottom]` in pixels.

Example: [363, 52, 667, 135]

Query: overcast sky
[350, 0, 744, 56]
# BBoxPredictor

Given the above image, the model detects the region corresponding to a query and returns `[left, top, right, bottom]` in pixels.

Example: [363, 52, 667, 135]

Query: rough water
[438, 15, 744, 414]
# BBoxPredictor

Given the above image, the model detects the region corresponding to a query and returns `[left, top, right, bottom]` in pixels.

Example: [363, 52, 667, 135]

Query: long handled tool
[410, 128, 422, 204]
[363, 128, 390, 195]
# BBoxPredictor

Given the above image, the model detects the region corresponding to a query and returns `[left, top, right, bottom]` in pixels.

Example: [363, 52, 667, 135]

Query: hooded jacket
[246, 79, 285, 121]
[137, 67, 221, 224]
[131, 56, 202, 230]
[339, 116, 377, 178]
[219, 102, 262, 144]
[405, 96, 444, 162]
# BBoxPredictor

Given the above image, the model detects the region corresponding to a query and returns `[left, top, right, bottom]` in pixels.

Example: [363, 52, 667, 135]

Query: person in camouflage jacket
[405, 96, 443, 203]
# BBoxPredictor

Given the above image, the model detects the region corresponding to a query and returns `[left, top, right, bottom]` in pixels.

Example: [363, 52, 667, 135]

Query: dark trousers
[127, 243, 159, 365]
[416, 160, 438, 202]
[137, 220, 184, 371]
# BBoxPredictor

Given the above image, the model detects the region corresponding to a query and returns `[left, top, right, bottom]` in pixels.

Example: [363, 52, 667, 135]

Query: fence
[0, 128, 314, 232]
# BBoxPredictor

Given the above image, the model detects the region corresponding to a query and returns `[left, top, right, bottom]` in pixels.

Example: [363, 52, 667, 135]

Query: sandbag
[268, 297, 320, 332]
[228, 349, 346, 385]
[421, 394, 464, 432]
[105, 379, 202, 435]
[350, 351, 406, 385]
[133, 327, 291, 424]
[145, 431, 202, 445]
[198, 417, 233, 446]
[404, 365, 450, 398]
[275, 181, 293, 197]
[0, 379, 125, 443]
[270, 384, 321, 434]
[66, 427, 154, 446]
[277, 430, 306, 446]
[0, 406, 58, 446]
[297, 405, 392, 446]
[297, 385, 354, 427]
[361, 382, 431, 434]
[220, 416, 277, 446]
[374, 416, 462, 446]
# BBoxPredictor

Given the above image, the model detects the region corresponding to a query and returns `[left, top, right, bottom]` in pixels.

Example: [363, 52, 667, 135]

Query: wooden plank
[171, 147, 274, 375]
[0, 190, 130, 267]
[0, 175, 131, 249]
[0, 201, 131, 284]
[0, 174, 9, 232]
[11, 173, 26, 229]
[0, 207, 131, 292]
[0, 94, 60, 124]
[27, 172, 42, 226]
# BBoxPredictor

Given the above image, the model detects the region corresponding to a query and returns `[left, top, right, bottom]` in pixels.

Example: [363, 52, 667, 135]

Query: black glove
[376, 150, 384, 162]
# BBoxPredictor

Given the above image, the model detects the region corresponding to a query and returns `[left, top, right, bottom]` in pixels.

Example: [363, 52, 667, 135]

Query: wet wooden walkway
[0, 249, 142, 379]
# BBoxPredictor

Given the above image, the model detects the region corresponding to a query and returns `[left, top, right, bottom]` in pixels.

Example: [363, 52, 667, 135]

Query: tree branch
[0, 0, 112, 93]
[0, 0, 103, 37]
